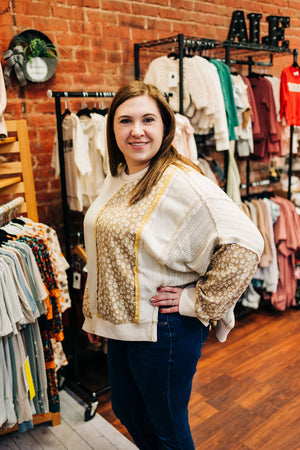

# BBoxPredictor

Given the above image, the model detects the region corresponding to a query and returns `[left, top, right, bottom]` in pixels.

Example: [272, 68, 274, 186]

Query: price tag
[24, 357, 36, 400]
[73, 271, 81, 289]
[168, 71, 178, 88]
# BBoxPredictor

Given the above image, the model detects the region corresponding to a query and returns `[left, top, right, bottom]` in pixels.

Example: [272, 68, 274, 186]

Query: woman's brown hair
[107, 80, 203, 205]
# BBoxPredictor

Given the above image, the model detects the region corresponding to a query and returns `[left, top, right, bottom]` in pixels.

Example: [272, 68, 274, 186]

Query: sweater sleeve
[179, 243, 259, 323]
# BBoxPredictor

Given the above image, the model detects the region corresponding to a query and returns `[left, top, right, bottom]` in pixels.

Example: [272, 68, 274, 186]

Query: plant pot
[23, 56, 57, 82]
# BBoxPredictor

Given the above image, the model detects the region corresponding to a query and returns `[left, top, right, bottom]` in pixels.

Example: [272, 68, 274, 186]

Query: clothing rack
[240, 179, 271, 190]
[47, 89, 114, 264]
[0, 196, 24, 225]
[134, 34, 296, 198]
[0, 125, 61, 432]
[47, 89, 114, 420]
[224, 43, 295, 200]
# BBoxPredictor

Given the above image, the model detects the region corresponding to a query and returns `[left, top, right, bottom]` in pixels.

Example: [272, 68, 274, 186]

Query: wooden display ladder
[0, 119, 61, 433]
[0, 119, 38, 221]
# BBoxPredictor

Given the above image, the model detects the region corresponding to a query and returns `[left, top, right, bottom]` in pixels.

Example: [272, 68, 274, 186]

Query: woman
[82, 81, 263, 449]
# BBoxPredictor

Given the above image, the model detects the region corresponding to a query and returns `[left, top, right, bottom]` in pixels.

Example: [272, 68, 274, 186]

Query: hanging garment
[51, 113, 91, 211]
[188, 56, 229, 150]
[174, 113, 198, 162]
[231, 74, 254, 157]
[249, 76, 282, 161]
[280, 65, 300, 126]
[144, 55, 208, 114]
[240, 75, 261, 144]
[226, 140, 242, 206]
[241, 196, 280, 309]
[0, 218, 70, 418]
[196, 157, 219, 184]
[0, 337, 17, 428]
[210, 59, 239, 141]
[79, 113, 108, 207]
[253, 198, 279, 293]
[19, 217, 71, 313]
[271, 196, 300, 311]
[266, 75, 290, 156]
[144, 55, 230, 151]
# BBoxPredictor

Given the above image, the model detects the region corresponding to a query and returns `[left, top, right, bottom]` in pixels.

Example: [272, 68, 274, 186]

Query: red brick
[20, 2, 52, 17]
[170, 0, 194, 9]
[82, 21, 103, 35]
[82, 0, 101, 7]
[86, 9, 117, 24]
[15, 15, 33, 28]
[146, 18, 173, 32]
[52, 4, 84, 20]
[101, 0, 132, 13]
[118, 13, 146, 29]
[0, 11, 14, 26]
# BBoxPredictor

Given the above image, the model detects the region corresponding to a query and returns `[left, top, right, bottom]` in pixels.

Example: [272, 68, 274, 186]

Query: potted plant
[12, 30, 57, 83]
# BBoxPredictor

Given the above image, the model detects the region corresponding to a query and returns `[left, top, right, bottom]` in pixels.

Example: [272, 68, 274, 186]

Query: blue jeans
[107, 312, 209, 450]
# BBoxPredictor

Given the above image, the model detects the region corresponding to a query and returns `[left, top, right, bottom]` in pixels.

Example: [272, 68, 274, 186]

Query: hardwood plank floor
[0, 388, 136, 449]
[97, 306, 300, 449]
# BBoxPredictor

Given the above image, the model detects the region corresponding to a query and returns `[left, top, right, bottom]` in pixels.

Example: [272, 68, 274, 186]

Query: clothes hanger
[12, 217, 26, 225]
[167, 44, 179, 59]
[77, 100, 91, 118]
[77, 107, 91, 118]
[0, 228, 14, 243]
[292, 49, 299, 68]
[62, 99, 71, 120]
[167, 51, 179, 59]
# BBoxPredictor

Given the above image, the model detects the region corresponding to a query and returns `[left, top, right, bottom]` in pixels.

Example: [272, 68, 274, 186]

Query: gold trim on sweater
[94, 168, 175, 325]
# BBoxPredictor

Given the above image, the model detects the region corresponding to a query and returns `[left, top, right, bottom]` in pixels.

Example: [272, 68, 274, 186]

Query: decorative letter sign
[247, 13, 262, 44]
[261, 16, 290, 48]
[227, 10, 248, 43]
[227, 10, 290, 49]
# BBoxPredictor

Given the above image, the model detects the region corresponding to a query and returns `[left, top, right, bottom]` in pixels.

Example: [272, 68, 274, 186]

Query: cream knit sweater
[82, 165, 263, 342]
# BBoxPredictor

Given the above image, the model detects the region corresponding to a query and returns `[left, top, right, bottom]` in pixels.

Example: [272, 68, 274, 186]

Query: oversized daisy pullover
[82, 164, 263, 342]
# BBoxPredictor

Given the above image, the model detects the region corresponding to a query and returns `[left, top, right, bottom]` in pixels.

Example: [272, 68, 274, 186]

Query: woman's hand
[150, 286, 183, 313]
[86, 332, 102, 343]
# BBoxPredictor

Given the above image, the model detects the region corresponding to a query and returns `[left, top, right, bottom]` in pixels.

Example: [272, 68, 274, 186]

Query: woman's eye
[144, 117, 154, 123]
[120, 119, 131, 124]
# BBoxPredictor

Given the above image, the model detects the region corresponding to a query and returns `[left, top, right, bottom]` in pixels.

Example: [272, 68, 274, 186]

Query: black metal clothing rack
[47, 89, 114, 421]
[134, 34, 297, 199]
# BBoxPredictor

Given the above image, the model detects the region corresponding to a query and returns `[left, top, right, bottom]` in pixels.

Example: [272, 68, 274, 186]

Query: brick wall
[1, 0, 299, 245]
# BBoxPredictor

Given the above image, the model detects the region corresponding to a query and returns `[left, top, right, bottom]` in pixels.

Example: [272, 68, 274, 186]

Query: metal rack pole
[288, 125, 294, 200]
[48, 90, 113, 420]
[134, 43, 140, 80]
[178, 33, 184, 115]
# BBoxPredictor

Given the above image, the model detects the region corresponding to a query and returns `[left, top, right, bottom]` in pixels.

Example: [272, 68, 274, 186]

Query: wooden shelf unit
[0, 120, 38, 222]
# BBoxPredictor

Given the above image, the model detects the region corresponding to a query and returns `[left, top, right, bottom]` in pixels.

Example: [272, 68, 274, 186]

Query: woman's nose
[131, 122, 144, 136]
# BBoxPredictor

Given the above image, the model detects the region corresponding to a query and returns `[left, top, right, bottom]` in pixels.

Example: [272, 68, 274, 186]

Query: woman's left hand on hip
[150, 286, 183, 313]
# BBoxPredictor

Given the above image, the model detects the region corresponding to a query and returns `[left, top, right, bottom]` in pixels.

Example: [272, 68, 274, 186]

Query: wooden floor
[0, 388, 136, 449]
[97, 305, 300, 450]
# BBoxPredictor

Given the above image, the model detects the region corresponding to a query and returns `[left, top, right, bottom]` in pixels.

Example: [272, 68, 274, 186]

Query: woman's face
[113, 94, 164, 174]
